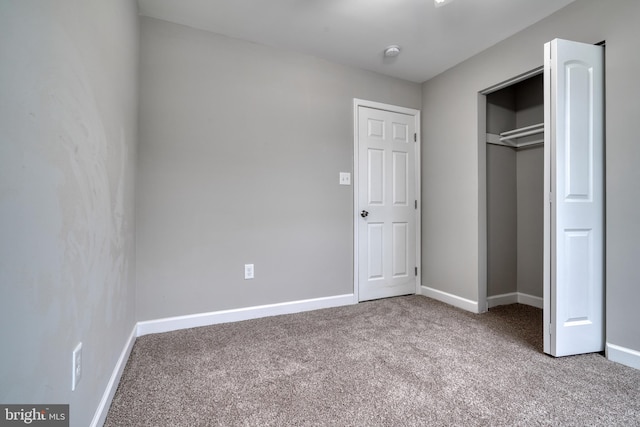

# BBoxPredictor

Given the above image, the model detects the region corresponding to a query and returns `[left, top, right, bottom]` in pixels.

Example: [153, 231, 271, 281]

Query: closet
[482, 39, 603, 357]
[486, 73, 544, 307]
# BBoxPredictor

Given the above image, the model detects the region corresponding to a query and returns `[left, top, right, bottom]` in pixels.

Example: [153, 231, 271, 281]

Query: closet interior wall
[486, 74, 544, 302]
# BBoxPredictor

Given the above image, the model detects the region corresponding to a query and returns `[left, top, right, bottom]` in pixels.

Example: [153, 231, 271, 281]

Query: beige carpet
[105, 295, 640, 426]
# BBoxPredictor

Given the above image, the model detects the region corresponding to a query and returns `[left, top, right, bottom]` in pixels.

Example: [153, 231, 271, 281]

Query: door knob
[360, 210, 369, 218]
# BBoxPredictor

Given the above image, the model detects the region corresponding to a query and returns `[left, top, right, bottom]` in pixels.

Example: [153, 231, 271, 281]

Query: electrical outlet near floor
[244, 264, 254, 280]
[72, 342, 82, 391]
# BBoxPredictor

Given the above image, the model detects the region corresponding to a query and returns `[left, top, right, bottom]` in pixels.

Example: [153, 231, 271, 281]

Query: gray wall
[514, 76, 544, 298]
[486, 143, 543, 300]
[514, 72, 544, 299]
[422, 0, 640, 353]
[0, 1, 138, 426]
[486, 88, 518, 298]
[486, 86, 516, 134]
[486, 145, 517, 297]
[516, 146, 543, 298]
[136, 17, 421, 321]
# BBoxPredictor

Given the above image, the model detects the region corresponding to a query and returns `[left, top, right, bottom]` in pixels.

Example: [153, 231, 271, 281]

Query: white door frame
[352, 99, 421, 303]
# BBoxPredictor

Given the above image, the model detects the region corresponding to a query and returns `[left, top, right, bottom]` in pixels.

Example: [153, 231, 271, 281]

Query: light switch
[244, 264, 254, 280]
[339, 172, 351, 185]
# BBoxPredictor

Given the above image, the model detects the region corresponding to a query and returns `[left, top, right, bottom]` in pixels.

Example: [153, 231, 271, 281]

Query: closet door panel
[544, 38, 604, 357]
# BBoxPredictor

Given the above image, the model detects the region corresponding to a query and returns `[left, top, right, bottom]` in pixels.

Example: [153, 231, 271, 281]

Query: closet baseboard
[420, 286, 480, 313]
[487, 292, 543, 309]
[606, 342, 640, 370]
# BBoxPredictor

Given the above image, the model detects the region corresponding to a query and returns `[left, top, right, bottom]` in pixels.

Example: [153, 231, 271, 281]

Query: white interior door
[543, 39, 604, 357]
[356, 103, 419, 302]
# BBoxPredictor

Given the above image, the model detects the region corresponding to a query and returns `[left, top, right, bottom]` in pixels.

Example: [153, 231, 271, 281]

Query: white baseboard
[517, 293, 543, 309]
[487, 292, 518, 307]
[93, 294, 356, 425]
[420, 286, 480, 313]
[606, 342, 640, 370]
[137, 293, 356, 337]
[90, 324, 137, 427]
[487, 292, 543, 309]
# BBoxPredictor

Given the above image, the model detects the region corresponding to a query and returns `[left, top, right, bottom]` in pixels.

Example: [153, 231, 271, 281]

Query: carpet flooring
[105, 295, 640, 426]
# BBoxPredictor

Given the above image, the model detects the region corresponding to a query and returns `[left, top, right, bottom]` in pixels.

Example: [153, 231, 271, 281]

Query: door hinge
[415, 267, 418, 276]
[414, 133, 417, 142]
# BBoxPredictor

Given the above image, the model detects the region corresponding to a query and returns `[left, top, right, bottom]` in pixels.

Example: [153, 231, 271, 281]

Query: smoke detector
[384, 45, 401, 57]
[435, 0, 454, 7]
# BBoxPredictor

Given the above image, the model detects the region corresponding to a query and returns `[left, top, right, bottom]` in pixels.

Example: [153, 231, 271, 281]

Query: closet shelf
[500, 122, 544, 141]
[487, 122, 544, 149]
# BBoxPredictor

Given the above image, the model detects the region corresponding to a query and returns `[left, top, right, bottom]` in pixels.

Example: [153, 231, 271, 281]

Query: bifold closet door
[543, 39, 604, 357]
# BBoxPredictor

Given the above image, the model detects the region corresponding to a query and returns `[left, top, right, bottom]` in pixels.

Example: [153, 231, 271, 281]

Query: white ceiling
[137, 0, 575, 83]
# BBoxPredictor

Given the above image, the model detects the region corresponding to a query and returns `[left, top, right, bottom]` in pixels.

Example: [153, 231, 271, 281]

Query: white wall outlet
[72, 342, 82, 391]
[339, 172, 351, 185]
[244, 264, 254, 280]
